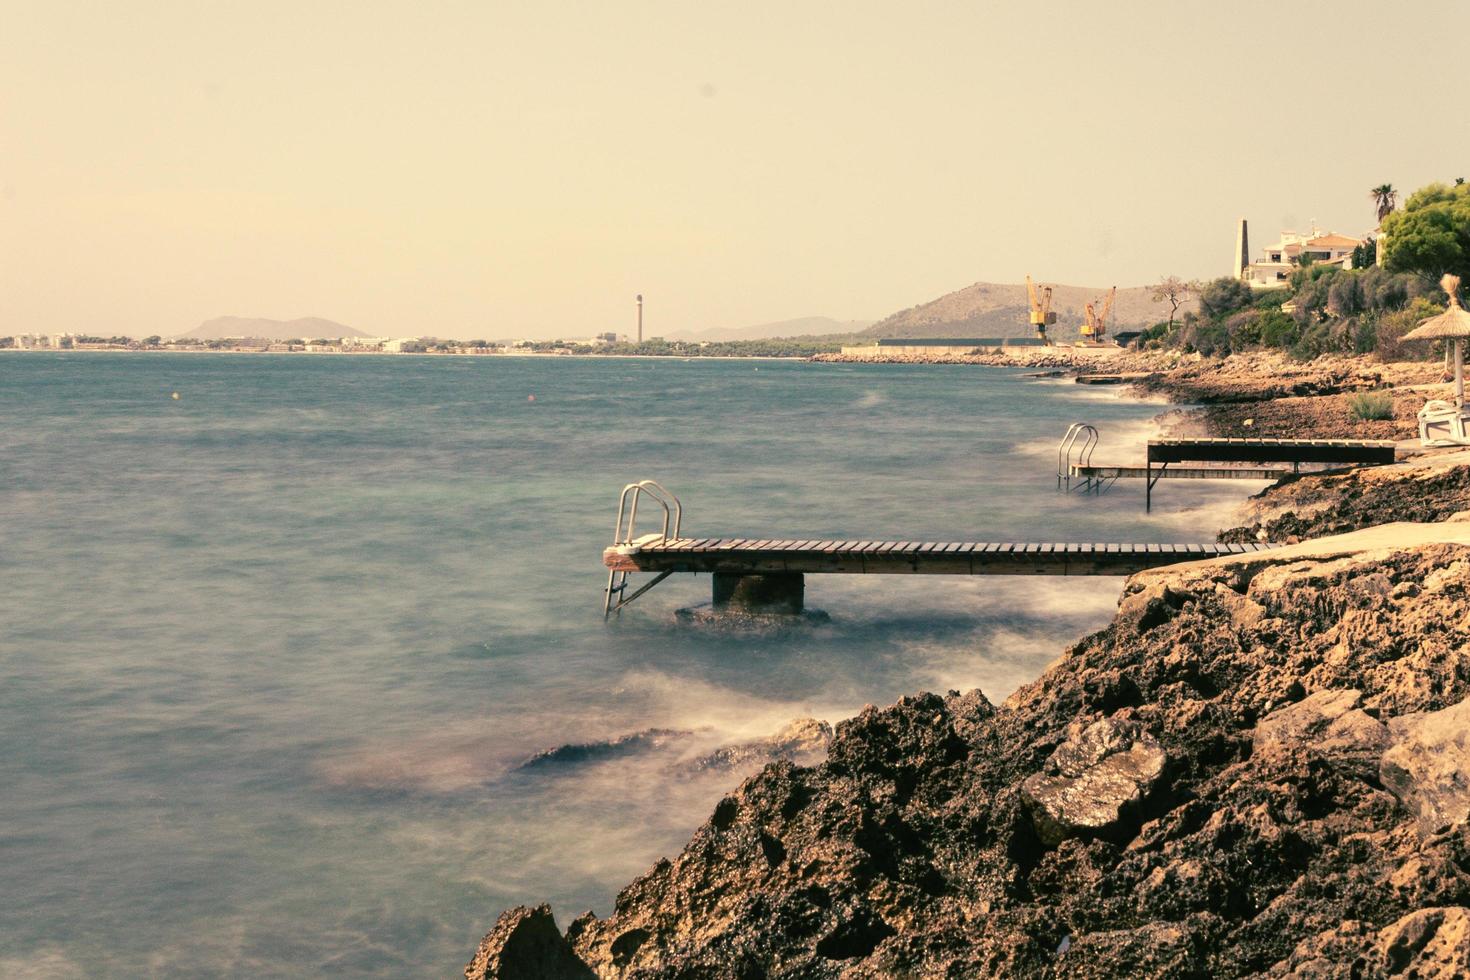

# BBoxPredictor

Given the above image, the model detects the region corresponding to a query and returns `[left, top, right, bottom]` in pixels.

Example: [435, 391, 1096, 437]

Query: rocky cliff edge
[468, 523, 1470, 978]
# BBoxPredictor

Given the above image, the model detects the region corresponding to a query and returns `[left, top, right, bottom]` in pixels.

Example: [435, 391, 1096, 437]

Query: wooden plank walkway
[1132, 437, 1397, 510]
[1074, 463, 1293, 481]
[604, 537, 1280, 576]
[1148, 437, 1396, 465]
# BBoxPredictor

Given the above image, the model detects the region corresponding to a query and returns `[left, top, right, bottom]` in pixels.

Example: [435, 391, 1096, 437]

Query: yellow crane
[1026, 275, 1057, 344]
[1080, 286, 1116, 344]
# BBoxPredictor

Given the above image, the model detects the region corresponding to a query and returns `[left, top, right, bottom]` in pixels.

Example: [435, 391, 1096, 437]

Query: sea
[1, 353, 1260, 977]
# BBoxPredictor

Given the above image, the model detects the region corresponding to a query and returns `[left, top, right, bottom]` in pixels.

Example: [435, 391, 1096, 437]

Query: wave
[684, 718, 833, 773]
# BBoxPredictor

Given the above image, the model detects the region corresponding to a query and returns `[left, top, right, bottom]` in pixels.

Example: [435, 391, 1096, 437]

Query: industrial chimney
[1233, 219, 1249, 281]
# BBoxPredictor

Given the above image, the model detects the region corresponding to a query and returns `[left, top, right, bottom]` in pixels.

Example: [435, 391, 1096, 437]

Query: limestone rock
[1382, 698, 1470, 834]
[1372, 906, 1470, 976]
[1020, 716, 1167, 846]
[464, 905, 594, 980]
[1254, 688, 1388, 762]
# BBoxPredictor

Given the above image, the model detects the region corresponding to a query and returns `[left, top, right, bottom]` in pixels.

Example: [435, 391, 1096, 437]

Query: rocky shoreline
[466, 353, 1470, 978]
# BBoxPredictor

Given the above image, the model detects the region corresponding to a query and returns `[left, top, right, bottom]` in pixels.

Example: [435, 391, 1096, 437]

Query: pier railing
[605, 480, 682, 617]
[1057, 423, 1099, 492]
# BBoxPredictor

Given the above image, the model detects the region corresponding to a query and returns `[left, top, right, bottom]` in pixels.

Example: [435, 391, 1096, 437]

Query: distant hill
[863, 282, 1194, 340]
[180, 316, 368, 340]
[670, 316, 875, 342]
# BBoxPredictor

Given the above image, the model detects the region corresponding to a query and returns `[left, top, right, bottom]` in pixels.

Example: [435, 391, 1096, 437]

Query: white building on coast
[1234, 218, 1367, 289]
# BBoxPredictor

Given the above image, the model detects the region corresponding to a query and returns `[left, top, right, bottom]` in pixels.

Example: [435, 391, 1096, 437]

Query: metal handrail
[1057, 423, 1099, 490]
[606, 481, 684, 619]
[612, 480, 683, 546]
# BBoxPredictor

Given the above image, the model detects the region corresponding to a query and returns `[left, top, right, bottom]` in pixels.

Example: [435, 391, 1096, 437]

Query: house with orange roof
[1240, 227, 1367, 288]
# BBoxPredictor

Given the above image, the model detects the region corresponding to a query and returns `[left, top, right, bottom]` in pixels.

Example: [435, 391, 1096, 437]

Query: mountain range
[668, 316, 875, 342]
[178, 316, 368, 340]
[861, 281, 1192, 340]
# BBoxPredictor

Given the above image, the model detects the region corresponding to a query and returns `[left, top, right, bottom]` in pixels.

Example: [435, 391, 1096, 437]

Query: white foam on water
[0, 949, 87, 980]
[1012, 415, 1162, 464]
[613, 668, 842, 735]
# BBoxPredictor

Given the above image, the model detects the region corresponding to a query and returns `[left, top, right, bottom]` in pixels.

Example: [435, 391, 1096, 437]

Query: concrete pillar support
[712, 572, 805, 614]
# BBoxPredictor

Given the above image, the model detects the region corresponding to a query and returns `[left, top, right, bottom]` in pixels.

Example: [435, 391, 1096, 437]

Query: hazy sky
[4, 1, 1467, 339]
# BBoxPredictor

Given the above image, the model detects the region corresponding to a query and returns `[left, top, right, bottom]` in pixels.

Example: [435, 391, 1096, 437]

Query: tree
[1150, 276, 1198, 330]
[1370, 184, 1398, 224]
[1197, 277, 1255, 319]
[1382, 181, 1470, 287]
[1351, 238, 1377, 269]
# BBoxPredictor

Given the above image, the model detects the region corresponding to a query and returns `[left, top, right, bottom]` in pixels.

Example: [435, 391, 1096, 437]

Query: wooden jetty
[602, 481, 1281, 617]
[1059, 428, 1397, 510]
[605, 537, 1277, 577]
[1141, 438, 1396, 510]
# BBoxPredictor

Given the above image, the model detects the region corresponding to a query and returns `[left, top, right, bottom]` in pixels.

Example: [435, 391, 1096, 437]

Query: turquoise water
[1, 353, 1251, 977]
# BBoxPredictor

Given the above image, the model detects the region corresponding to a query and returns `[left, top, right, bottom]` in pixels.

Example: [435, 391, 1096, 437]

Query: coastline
[0, 347, 817, 362]
[463, 352, 1470, 978]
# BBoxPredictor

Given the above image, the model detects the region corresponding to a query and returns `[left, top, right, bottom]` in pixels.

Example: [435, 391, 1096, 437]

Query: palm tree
[1370, 184, 1398, 224]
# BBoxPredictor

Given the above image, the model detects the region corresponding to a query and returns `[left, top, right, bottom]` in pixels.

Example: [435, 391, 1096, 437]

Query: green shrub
[1180, 319, 1231, 356]
[1348, 391, 1394, 420]
[1375, 297, 1445, 361]
[1257, 310, 1298, 348]
[1198, 277, 1255, 319]
[1353, 314, 1379, 355]
[1253, 288, 1292, 309]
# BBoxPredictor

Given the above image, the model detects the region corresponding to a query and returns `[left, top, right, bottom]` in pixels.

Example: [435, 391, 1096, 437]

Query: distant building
[1239, 226, 1366, 288]
[13, 333, 73, 349]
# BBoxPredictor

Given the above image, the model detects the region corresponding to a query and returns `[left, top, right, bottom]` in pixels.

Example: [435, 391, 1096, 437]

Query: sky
[3, 0, 1467, 340]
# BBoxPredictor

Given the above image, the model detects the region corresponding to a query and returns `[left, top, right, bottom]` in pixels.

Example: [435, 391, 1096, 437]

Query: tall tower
[636, 294, 643, 343]
[1233, 218, 1250, 280]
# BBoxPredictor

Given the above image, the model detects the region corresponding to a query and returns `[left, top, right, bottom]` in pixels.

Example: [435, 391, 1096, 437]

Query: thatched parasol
[1404, 274, 1470, 407]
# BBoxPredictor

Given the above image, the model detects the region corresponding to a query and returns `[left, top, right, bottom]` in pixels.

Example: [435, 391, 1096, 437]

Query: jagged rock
[1254, 688, 1388, 763]
[1220, 453, 1470, 545]
[689, 718, 834, 771]
[1020, 716, 1167, 846]
[1373, 906, 1470, 976]
[465, 905, 594, 980]
[466, 532, 1470, 978]
[1382, 698, 1470, 835]
[1280, 906, 1470, 976]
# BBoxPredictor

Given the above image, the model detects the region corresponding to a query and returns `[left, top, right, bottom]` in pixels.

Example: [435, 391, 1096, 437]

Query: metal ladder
[1057, 423, 1107, 494]
[604, 480, 683, 618]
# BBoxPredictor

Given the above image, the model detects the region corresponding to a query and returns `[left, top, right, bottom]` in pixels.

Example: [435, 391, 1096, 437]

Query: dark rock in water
[466, 534, 1470, 977]
[1020, 715, 1167, 846]
[688, 718, 834, 772]
[514, 729, 693, 773]
[1382, 698, 1470, 835]
[464, 904, 594, 980]
[674, 604, 831, 628]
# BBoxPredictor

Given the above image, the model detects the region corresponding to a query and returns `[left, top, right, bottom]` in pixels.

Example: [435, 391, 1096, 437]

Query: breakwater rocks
[467, 525, 1470, 978]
